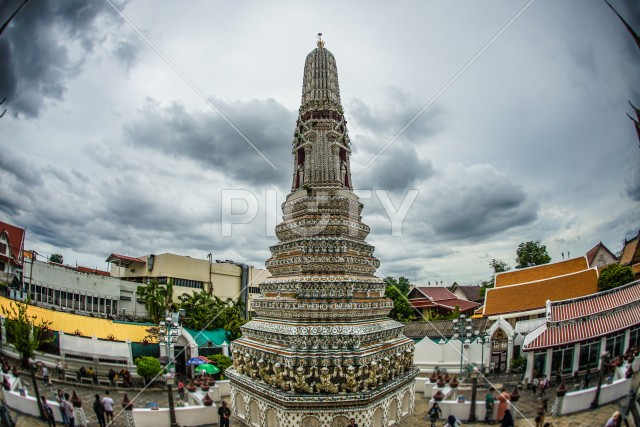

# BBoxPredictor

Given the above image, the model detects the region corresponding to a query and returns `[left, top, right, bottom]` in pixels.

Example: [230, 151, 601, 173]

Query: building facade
[0, 221, 24, 288]
[227, 39, 417, 427]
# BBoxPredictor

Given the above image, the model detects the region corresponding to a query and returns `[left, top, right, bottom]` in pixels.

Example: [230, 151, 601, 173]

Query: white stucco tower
[226, 37, 418, 427]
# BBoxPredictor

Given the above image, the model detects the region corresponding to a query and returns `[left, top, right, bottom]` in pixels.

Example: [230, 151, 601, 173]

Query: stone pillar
[222, 341, 229, 357]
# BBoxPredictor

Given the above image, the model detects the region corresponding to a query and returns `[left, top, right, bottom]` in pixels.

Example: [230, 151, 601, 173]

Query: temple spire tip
[316, 32, 324, 48]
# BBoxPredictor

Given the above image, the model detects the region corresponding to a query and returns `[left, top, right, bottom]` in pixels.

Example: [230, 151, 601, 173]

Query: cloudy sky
[1, 0, 639, 285]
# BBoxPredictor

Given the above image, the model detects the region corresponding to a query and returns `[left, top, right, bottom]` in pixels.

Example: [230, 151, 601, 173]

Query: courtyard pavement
[9, 368, 638, 426]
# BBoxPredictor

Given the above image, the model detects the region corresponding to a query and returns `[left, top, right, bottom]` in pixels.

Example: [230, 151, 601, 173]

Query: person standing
[218, 400, 231, 427]
[93, 394, 106, 427]
[63, 393, 75, 427]
[178, 380, 185, 400]
[347, 418, 358, 427]
[102, 390, 114, 425]
[55, 360, 63, 379]
[41, 396, 56, 427]
[500, 408, 514, 427]
[56, 389, 69, 427]
[42, 365, 50, 385]
[605, 411, 621, 427]
[496, 388, 511, 422]
[485, 387, 495, 424]
[428, 402, 441, 427]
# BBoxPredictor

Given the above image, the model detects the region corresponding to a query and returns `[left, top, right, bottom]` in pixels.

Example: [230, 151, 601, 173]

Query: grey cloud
[357, 148, 434, 192]
[0, 150, 42, 186]
[418, 164, 538, 241]
[123, 98, 296, 187]
[625, 162, 640, 201]
[114, 39, 140, 70]
[0, 0, 119, 117]
[348, 87, 446, 149]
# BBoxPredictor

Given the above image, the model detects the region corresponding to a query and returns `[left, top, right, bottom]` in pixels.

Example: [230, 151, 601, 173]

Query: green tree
[597, 264, 634, 292]
[385, 286, 415, 322]
[178, 292, 247, 340]
[515, 241, 551, 269]
[136, 279, 174, 323]
[384, 276, 411, 295]
[2, 299, 53, 367]
[135, 356, 162, 383]
[49, 253, 63, 264]
[479, 258, 511, 298]
[209, 354, 232, 372]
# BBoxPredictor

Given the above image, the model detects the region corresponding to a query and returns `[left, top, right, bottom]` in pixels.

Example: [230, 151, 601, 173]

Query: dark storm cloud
[348, 87, 446, 148]
[417, 164, 538, 241]
[357, 148, 434, 192]
[124, 98, 296, 187]
[625, 161, 640, 201]
[0, 150, 42, 186]
[0, 0, 119, 117]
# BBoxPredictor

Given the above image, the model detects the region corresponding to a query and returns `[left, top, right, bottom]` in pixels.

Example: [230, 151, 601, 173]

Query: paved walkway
[10, 369, 638, 426]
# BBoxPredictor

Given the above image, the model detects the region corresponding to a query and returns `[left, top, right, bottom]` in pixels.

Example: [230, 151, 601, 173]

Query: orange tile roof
[494, 257, 588, 287]
[483, 269, 598, 317]
[620, 232, 640, 266]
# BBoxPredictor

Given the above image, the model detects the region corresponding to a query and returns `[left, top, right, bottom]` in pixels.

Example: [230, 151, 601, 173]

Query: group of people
[39, 389, 114, 427]
[428, 386, 556, 427]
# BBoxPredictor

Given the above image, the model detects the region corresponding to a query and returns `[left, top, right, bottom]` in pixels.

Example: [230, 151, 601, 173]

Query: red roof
[414, 286, 457, 301]
[0, 221, 25, 267]
[585, 242, 616, 267]
[524, 280, 640, 351]
[105, 253, 145, 268]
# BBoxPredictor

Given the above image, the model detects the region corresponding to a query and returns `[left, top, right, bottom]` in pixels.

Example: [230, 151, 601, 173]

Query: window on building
[551, 346, 574, 375]
[0, 242, 6, 255]
[120, 296, 132, 301]
[579, 339, 601, 371]
[0, 261, 5, 272]
[630, 326, 640, 350]
[606, 332, 625, 357]
[533, 351, 547, 378]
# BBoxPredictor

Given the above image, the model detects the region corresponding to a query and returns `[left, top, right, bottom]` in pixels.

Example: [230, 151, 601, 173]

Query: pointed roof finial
[316, 32, 324, 48]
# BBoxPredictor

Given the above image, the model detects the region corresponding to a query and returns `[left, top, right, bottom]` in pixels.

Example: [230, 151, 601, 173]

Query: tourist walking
[178, 380, 185, 400]
[500, 408, 514, 427]
[41, 396, 56, 427]
[56, 389, 69, 427]
[63, 393, 75, 427]
[605, 410, 622, 427]
[218, 400, 231, 427]
[427, 402, 441, 427]
[93, 394, 106, 427]
[55, 359, 63, 379]
[485, 386, 495, 424]
[42, 365, 50, 385]
[102, 390, 114, 425]
[496, 388, 510, 422]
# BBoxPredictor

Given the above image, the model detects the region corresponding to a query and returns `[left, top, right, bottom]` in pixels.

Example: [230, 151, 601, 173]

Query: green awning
[183, 328, 228, 348]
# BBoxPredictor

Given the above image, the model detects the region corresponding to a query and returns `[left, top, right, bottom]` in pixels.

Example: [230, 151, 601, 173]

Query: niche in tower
[339, 147, 349, 187]
[295, 147, 305, 189]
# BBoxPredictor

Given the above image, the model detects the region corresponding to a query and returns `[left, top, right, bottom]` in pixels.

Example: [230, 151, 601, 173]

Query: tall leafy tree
[178, 291, 247, 340]
[385, 286, 415, 322]
[49, 253, 63, 264]
[479, 258, 511, 298]
[136, 279, 174, 323]
[515, 241, 551, 269]
[2, 299, 53, 367]
[597, 264, 634, 292]
[384, 276, 411, 294]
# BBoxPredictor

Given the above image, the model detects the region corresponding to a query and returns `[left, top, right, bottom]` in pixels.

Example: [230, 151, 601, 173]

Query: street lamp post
[590, 351, 611, 409]
[158, 311, 183, 372]
[452, 314, 473, 375]
[468, 367, 479, 422]
[165, 375, 180, 427]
